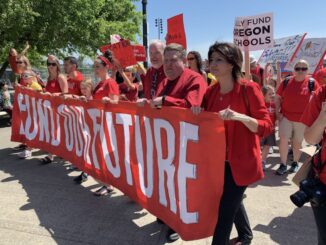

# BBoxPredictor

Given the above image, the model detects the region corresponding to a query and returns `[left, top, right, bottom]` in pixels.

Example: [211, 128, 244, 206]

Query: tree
[0, 0, 142, 78]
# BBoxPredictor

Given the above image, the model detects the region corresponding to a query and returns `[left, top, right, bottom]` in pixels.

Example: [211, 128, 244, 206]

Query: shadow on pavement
[0, 147, 166, 245]
[253, 206, 317, 245]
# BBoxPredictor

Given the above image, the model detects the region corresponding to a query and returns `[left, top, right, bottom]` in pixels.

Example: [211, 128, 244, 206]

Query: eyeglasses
[93, 65, 102, 69]
[187, 57, 195, 61]
[16, 61, 24, 64]
[294, 67, 308, 72]
[47, 62, 57, 67]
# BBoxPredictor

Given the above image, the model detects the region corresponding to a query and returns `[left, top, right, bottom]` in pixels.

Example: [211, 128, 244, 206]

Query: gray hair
[149, 40, 166, 52]
[164, 43, 186, 59]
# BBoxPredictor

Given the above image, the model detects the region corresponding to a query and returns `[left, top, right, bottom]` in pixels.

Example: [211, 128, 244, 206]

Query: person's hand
[218, 107, 244, 121]
[80, 95, 87, 101]
[191, 106, 203, 115]
[136, 63, 146, 75]
[9, 48, 17, 56]
[119, 94, 128, 101]
[136, 98, 148, 107]
[102, 97, 111, 103]
[150, 96, 163, 108]
[62, 94, 73, 100]
[276, 111, 283, 121]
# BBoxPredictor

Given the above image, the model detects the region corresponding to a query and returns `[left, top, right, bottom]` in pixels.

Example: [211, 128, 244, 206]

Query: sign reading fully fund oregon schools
[234, 13, 274, 51]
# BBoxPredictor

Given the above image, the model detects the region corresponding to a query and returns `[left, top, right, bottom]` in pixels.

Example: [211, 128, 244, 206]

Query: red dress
[203, 80, 273, 186]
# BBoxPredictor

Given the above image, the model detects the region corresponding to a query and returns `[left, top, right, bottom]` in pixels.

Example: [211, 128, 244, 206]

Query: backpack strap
[282, 76, 291, 90]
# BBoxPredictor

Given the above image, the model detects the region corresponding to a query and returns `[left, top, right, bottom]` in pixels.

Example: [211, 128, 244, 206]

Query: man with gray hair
[137, 39, 166, 102]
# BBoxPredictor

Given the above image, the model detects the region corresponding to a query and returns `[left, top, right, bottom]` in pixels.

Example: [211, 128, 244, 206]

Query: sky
[135, 0, 326, 60]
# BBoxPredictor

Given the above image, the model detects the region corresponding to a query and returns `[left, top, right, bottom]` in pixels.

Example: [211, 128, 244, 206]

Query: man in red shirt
[275, 60, 319, 175]
[150, 43, 207, 242]
[136, 40, 166, 103]
[64, 56, 84, 96]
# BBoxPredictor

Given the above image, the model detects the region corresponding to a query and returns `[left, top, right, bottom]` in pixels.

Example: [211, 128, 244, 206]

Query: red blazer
[140, 65, 166, 99]
[203, 80, 273, 186]
[156, 68, 207, 108]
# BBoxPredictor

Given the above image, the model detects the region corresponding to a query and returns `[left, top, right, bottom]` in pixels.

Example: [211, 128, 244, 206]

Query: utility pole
[142, 0, 148, 68]
[155, 18, 163, 40]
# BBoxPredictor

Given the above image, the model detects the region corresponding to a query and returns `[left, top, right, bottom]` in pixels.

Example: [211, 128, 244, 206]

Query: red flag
[166, 14, 187, 50]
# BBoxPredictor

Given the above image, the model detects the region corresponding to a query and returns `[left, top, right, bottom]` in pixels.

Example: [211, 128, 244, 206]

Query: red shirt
[301, 86, 326, 185]
[265, 101, 276, 129]
[313, 68, 326, 85]
[156, 68, 207, 108]
[119, 83, 139, 102]
[67, 71, 84, 95]
[93, 78, 119, 100]
[203, 80, 273, 186]
[140, 65, 166, 99]
[45, 78, 62, 93]
[277, 76, 320, 122]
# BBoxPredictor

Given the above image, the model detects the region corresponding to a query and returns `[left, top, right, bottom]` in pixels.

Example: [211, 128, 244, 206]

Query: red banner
[11, 86, 226, 241]
[100, 40, 137, 68]
[166, 14, 187, 50]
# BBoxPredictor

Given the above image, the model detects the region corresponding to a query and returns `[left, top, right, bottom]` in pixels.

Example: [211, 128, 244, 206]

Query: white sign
[234, 13, 274, 51]
[285, 38, 326, 73]
[258, 34, 306, 65]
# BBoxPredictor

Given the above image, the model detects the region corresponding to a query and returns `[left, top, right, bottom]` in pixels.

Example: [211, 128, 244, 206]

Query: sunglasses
[16, 61, 24, 64]
[47, 62, 57, 67]
[187, 57, 195, 61]
[294, 67, 308, 72]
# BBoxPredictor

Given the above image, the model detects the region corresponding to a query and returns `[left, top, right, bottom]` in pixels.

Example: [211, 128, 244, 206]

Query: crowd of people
[2, 39, 326, 245]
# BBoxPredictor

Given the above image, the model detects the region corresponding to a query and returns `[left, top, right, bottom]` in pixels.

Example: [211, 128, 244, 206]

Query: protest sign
[258, 34, 306, 65]
[234, 13, 273, 51]
[132, 45, 147, 62]
[285, 38, 326, 73]
[100, 40, 137, 68]
[166, 14, 187, 49]
[11, 86, 226, 241]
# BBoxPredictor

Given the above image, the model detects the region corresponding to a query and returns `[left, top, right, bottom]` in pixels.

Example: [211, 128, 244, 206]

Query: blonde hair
[16, 54, 32, 70]
[80, 79, 94, 92]
[47, 55, 61, 74]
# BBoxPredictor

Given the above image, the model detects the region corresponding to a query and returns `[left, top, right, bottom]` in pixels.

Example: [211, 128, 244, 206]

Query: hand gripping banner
[11, 86, 226, 241]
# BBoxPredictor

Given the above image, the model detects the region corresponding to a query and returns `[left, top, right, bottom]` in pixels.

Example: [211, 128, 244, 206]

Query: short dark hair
[64, 56, 78, 68]
[208, 42, 243, 81]
[164, 43, 186, 60]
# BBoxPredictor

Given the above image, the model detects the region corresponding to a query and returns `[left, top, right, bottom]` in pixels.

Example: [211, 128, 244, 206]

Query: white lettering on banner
[58, 105, 74, 151]
[14, 92, 205, 224]
[37, 99, 51, 143]
[87, 108, 101, 170]
[101, 112, 120, 178]
[233, 13, 273, 51]
[78, 107, 92, 164]
[17, 93, 26, 135]
[154, 119, 177, 214]
[178, 122, 198, 224]
[116, 113, 133, 186]
[135, 116, 154, 198]
[25, 95, 38, 140]
[70, 106, 84, 157]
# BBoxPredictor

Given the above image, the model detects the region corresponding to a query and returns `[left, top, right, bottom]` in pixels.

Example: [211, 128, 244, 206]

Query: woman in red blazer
[193, 42, 272, 245]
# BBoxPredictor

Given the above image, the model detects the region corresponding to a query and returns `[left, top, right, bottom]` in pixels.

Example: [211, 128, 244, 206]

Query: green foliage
[0, 0, 141, 67]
